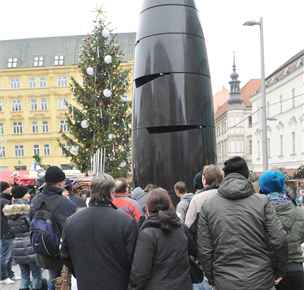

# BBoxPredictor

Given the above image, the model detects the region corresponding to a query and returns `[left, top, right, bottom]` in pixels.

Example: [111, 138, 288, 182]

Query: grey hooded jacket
[197, 173, 287, 290]
[176, 193, 193, 223]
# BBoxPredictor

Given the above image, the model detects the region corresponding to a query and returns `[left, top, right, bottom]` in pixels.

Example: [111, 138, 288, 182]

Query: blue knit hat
[259, 170, 285, 194]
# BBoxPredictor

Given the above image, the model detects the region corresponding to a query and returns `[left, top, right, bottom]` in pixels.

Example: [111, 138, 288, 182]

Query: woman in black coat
[129, 188, 192, 290]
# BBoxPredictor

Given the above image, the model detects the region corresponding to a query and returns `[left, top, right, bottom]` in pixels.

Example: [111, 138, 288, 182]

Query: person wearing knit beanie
[45, 166, 66, 186]
[259, 170, 285, 194]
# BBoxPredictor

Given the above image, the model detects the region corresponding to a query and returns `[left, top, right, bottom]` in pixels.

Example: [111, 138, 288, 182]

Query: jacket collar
[43, 185, 63, 196]
[141, 212, 181, 232]
[89, 198, 117, 209]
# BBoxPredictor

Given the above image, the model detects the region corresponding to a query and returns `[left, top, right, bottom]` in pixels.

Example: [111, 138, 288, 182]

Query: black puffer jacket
[129, 212, 192, 290]
[198, 173, 288, 290]
[0, 193, 14, 239]
[4, 201, 36, 264]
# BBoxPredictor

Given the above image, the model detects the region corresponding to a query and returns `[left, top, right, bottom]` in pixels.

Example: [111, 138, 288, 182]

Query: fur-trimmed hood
[3, 204, 30, 216]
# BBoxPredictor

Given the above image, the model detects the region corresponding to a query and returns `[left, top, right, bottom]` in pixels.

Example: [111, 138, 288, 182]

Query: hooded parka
[198, 173, 288, 290]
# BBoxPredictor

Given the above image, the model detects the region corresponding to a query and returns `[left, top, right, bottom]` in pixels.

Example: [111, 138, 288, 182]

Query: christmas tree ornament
[121, 96, 129, 102]
[81, 120, 89, 129]
[120, 161, 127, 168]
[86, 67, 95, 76]
[70, 146, 79, 156]
[108, 133, 114, 140]
[103, 89, 112, 98]
[104, 55, 112, 64]
[102, 30, 110, 38]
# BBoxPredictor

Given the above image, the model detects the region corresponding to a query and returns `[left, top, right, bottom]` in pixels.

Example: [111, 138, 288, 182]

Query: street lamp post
[244, 17, 269, 171]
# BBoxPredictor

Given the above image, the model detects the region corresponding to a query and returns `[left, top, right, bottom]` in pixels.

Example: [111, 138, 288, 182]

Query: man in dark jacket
[61, 174, 138, 290]
[31, 166, 76, 290]
[0, 181, 16, 285]
[197, 157, 288, 290]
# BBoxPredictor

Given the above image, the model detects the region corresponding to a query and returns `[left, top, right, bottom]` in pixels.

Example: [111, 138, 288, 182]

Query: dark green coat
[273, 201, 304, 264]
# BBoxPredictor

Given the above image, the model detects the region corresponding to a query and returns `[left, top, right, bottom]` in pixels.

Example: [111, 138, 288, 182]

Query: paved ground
[1, 266, 48, 290]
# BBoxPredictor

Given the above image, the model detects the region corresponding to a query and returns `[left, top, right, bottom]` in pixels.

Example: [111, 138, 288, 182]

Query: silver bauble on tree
[86, 67, 94, 76]
[102, 30, 110, 38]
[104, 55, 112, 64]
[103, 89, 112, 98]
[81, 120, 89, 129]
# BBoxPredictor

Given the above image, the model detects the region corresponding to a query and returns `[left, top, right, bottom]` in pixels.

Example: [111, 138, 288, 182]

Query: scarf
[267, 192, 290, 204]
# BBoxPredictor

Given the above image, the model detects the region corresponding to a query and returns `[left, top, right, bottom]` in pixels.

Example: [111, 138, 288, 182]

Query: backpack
[30, 196, 61, 258]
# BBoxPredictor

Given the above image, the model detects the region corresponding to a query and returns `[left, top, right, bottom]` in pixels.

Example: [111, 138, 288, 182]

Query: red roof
[213, 86, 229, 112]
[240, 79, 261, 106]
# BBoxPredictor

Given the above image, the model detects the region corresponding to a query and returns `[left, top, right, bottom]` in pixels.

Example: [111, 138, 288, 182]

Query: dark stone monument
[133, 0, 216, 191]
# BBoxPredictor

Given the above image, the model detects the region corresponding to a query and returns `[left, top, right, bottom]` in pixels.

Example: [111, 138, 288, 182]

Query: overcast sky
[1, 0, 303, 92]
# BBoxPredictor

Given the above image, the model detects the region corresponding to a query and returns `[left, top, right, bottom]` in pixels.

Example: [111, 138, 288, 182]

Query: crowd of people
[0, 156, 304, 290]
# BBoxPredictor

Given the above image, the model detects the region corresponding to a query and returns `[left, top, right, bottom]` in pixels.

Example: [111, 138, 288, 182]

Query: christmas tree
[60, 9, 131, 177]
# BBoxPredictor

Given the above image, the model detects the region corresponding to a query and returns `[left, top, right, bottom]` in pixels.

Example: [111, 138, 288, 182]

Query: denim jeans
[0, 239, 13, 280]
[48, 269, 61, 290]
[193, 278, 213, 290]
[19, 263, 42, 289]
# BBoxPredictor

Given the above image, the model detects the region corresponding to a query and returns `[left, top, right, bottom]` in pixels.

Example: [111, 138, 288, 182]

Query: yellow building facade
[0, 34, 135, 171]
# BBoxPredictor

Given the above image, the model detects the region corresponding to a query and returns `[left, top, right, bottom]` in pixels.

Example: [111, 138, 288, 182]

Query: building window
[58, 98, 67, 110]
[10, 78, 20, 89]
[267, 138, 271, 158]
[280, 95, 283, 113]
[248, 116, 252, 128]
[0, 100, 3, 112]
[44, 144, 50, 156]
[13, 122, 23, 134]
[32, 121, 39, 134]
[54, 56, 64, 66]
[248, 139, 252, 155]
[41, 98, 48, 111]
[33, 145, 40, 156]
[29, 78, 36, 88]
[60, 120, 68, 132]
[280, 135, 283, 157]
[8, 57, 18, 68]
[40, 77, 47, 88]
[0, 123, 3, 135]
[257, 140, 261, 160]
[0, 146, 5, 158]
[57, 76, 68, 88]
[292, 132, 296, 155]
[42, 121, 49, 133]
[33, 56, 44, 67]
[266, 102, 270, 118]
[15, 145, 24, 157]
[292, 88, 296, 108]
[12, 99, 22, 112]
[31, 98, 38, 111]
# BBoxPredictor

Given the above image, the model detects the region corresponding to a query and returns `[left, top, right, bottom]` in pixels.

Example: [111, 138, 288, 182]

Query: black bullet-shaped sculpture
[133, 0, 216, 191]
